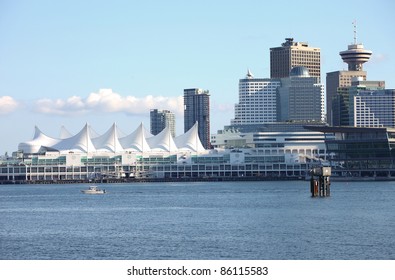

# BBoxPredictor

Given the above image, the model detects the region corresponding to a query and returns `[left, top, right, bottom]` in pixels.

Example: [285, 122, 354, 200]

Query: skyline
[1, 0, 394, 154]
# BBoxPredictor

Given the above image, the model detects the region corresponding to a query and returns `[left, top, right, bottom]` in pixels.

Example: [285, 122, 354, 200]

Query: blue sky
[0, 0, 394, 154]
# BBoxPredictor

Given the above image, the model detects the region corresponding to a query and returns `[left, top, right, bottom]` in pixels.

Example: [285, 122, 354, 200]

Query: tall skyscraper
[150, 109, 176, 137]
[231, 70, 280, 125]
[326, 70, 367, 125]
[184, 88, 210, 149]
[332, 79, 388, 127]
[270, 38, 321, 80]
[326, 24, 372, 125]
[277, 66, 325, 122]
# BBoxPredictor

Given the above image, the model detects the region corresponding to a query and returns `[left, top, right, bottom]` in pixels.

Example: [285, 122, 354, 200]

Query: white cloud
[0, 96, 19, 115]
[33, 89, 235, 120]
[370, 53, 388, 64]
[35, 96, 87, 115]
[34, 89, 184, 116]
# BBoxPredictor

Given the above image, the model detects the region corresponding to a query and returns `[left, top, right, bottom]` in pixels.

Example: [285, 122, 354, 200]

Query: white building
[1, 122, 327, 182]
[211, 129, 329, 164]
[231, 70, 280, 125]
[277, 66, 325, 123]
[353, 89, 395, 128]
[18, 122, 206, 155]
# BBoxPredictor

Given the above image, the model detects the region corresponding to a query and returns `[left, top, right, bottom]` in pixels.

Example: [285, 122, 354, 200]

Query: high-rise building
[184, 88, 210, 149]
[332, 79, 390, 127]
[326, 27, 372, 125]
[277, 66, 325, 122]
[326, 70, 367, 125]
[270, 38, 321, 80]
[354, 90, 395, 128]
[150, 109, 176, 137]
[231, 70, 280, 126]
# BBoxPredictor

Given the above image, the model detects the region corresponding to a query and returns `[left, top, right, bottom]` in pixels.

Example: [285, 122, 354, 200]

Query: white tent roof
[18, 126, 60, 154]
[51, 123, 96, 153]
[19, 122, 207, 154]
[92, 123, 123, 152]
[174, 122, 205, 152]
[147, 126, 178, 152]
[60, 126, 73, 139]
[119, 123, 151, 152]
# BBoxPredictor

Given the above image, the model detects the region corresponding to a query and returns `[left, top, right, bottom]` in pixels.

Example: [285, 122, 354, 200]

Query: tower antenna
[353, 20, 357, 44]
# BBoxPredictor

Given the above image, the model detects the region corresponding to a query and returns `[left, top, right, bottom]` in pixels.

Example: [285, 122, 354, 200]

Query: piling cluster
[310, 167, 331, 197]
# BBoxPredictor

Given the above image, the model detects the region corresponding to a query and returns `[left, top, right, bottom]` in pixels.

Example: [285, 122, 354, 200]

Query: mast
[113, 122, 116, 154]
[86, 123, 89, 154]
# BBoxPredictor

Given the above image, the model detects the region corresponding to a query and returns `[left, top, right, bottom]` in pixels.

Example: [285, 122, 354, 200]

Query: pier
[310, 166, 331, 197]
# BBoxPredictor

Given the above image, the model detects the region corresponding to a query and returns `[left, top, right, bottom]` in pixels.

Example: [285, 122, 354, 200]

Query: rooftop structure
[326, 23, 372, 124]
[339, 44, 372, 71]
[339, 23, 372, 71]
[18, 122, 205, 155]
[270, 38, 321, 80]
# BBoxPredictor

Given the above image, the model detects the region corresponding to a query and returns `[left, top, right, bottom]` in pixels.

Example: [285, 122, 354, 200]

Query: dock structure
[310, 167, 331, 197]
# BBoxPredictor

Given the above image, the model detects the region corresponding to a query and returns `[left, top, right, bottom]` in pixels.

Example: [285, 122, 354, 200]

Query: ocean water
[0, 181, 394, 260]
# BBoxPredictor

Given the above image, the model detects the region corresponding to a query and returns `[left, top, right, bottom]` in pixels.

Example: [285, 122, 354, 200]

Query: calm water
[0, 181, 394, 260]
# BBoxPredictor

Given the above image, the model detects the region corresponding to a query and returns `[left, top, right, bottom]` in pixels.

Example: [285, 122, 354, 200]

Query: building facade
[352, 89, 395, 128]
[184, 88, 211, 149]
[0, 148, 318, 183]
[306, 125, 395, 178]
[150, 109, 176, 137]
[231, 70, 280, 126]
[270, 38, 321, 80]
[326, 38, 372, 125]
[0, 123, 329, 183]
[277, 66, 325, 122]
[332, 79, 388, 127]
[326, 70, 367, 125]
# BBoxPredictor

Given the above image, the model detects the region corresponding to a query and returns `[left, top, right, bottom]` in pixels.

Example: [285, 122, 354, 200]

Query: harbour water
[0, 181, 394, 260]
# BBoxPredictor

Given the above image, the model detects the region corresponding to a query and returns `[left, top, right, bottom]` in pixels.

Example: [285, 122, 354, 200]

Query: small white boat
[81, 185, 106, 194]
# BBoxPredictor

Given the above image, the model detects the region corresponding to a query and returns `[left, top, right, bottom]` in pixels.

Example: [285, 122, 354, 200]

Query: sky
[0, 0, 394, 154]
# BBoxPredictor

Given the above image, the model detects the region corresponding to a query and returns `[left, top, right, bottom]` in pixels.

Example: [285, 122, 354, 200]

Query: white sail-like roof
[60, 126, 73, 139]
[174, 122, 205, 152]
[88, 126, 100, 139]
[18, 122, 208, 154]
[119, 123, 151, 152]
[147, 126, 178, 152]
[51, 123, 96, 153]
[92, 123, 123, 152]
[18, 126, 60, 154]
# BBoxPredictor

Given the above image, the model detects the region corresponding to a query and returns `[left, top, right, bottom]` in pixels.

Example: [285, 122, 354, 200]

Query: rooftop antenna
[353, 20, 357, 44]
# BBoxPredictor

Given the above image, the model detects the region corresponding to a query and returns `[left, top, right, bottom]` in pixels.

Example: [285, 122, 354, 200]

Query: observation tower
[339, 21, 372, 71]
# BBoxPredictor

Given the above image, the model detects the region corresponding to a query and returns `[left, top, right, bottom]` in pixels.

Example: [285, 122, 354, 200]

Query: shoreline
[1, 175, 395, 185]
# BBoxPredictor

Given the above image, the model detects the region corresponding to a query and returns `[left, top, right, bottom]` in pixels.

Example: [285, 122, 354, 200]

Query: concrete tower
[339, 22, 372, 71]
[326, 22, 371, 125]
